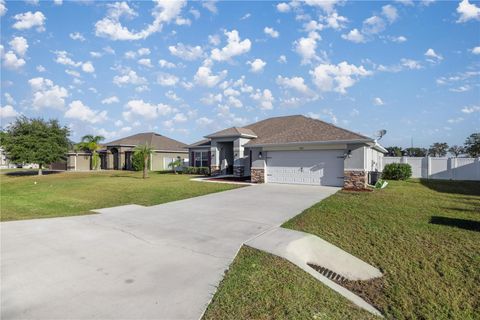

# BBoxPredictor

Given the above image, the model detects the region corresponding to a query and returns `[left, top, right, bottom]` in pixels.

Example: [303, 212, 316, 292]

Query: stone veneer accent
[251, 168, 265, 183]
[343, 170, 367, 190]
[210, 165, 221, 176]
[233, 166, 245, 177]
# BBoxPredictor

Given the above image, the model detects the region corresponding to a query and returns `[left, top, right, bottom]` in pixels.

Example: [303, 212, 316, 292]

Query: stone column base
[233, 166, 245, 177]
[210, 165, 221, 176]
[251, 168, 265, 183]
[344, 170, 368, 190]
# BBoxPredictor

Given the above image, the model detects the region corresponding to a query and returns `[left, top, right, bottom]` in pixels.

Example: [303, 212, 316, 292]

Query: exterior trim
[244, 138, 375, 148]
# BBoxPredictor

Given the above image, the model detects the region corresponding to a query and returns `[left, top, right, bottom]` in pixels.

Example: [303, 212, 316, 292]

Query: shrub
[132, 152, 150, 171]
[183, 166, 210, 175]
[382, 163, 412, 180]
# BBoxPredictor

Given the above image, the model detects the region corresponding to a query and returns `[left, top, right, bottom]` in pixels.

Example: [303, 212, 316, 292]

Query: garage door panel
[266, 150, 344, 186]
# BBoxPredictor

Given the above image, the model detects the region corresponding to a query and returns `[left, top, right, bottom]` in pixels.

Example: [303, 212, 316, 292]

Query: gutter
[244, 138, 375, 148]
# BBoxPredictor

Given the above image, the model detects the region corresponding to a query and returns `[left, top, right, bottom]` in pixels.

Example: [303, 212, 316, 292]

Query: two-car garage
[265, 150, 345, 187]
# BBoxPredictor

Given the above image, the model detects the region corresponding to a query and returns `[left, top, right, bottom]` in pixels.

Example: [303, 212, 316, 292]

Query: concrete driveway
[1, 184, 338, 320]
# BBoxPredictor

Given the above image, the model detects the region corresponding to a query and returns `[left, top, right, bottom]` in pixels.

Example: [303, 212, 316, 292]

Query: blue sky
[1, 0, 479, 148]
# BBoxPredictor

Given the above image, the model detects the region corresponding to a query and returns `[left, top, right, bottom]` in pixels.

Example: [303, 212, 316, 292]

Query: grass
[204, 180, 480, 319]
[1, 171, 241, 221]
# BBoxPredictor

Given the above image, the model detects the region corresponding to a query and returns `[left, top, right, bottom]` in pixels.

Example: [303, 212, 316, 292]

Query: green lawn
[1, 171, 241, 221]
[204, 180, 480, 319]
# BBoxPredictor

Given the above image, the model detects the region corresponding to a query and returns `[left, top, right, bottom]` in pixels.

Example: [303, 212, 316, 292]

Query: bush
[382, 163, 412, 180]
[132, 152, 150, 171]
[182, 166, 210, 175]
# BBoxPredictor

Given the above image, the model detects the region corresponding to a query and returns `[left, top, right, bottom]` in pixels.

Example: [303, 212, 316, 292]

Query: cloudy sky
[1, 0, 479, 147]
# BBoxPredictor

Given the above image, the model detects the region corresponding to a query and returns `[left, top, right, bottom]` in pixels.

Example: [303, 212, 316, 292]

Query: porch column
[210, 140, 220, 175]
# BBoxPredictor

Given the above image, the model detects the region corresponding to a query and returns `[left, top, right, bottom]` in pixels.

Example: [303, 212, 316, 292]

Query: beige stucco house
[67, 132, 188, 171]
[188, 115, 387, 189]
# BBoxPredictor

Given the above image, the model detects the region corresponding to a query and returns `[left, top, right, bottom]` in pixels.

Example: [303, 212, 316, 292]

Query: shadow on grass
[4, 170, 63, 177]
[430, 216, 480, 232]
[420, 179, 480, 196]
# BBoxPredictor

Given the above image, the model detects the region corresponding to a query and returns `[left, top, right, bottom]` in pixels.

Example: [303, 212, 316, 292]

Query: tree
[168, 156, 183, 174]
[464, 133, 480, 157]
[404, 147, 427, 157]
[386, 146, 403, 157]
[76, 135, 105, 170]
[2, 116, 70, 175]
[428, 142, 449, 157]
[448, 145, 464, 157]
[134, 144, 153, 179]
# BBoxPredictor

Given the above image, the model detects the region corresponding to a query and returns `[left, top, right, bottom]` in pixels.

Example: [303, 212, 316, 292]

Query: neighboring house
[188, 115, 387, 189]
[67, 132, 188, 171]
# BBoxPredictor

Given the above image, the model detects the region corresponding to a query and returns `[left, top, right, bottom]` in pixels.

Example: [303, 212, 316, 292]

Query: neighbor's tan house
[188, 115, 387, 190]
[67, 132, 188, 171]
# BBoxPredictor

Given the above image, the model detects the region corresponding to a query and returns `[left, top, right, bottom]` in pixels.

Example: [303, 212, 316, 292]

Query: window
[194, 151, 209, 167]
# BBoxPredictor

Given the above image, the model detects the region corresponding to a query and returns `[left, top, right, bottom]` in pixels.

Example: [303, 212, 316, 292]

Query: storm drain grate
[307, 263, 348, 282]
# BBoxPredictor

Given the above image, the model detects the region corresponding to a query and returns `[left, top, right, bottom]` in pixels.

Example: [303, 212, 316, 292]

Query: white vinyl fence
[381, 157, 480, 181]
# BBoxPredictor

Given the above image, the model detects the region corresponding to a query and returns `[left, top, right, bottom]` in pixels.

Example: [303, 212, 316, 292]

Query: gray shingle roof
[205, 127, 257, 139]
[106, 132, 187, 151]
[243, 115, 369, 146]
[187, 139, 211, 148]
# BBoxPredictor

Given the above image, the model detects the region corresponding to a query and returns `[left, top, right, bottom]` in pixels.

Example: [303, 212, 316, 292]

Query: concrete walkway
[246, 227, 383, 316]
[1, 184, 338, 320]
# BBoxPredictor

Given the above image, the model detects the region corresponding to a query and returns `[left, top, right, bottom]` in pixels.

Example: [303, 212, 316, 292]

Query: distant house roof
[205, 127, 257, 139]
[106, 132, 187, 151]
[243, 115, 370, 146]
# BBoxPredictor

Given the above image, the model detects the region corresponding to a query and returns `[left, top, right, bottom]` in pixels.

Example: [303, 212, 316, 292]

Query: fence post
[427, 156, 431, 179]
[450, 157, 457, 180]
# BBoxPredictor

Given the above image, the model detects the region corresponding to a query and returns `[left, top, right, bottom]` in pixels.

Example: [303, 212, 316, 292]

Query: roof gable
[106, 132, 187, 151]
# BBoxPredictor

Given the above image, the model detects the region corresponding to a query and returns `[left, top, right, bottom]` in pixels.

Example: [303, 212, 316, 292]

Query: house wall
[67, 153, 91, 171]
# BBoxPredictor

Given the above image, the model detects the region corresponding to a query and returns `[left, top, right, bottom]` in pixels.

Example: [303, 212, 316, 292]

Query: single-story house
[67, 132, 188, 171]
[188, 115, 387, 189]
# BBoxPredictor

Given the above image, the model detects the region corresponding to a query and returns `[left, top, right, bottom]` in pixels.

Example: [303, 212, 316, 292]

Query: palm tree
[168, 156, 183, 174]
[134, 144, 153, 179]
[76, 135, 105, 170]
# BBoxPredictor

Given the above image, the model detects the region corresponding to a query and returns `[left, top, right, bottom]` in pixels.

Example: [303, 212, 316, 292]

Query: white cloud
[362, 15, 386, 35]
[247, 58, 266, 73]
[395, 0, 414, 6]
[310, 61, 372, 94]
[123, 99, 174, 120]
[0, 0, 7, 17]
[201, 93, 223, 105]
[69, 32, 85, 42]
[450, 85, 471, 92]
[95, 0, 187, 40]
[341, 29, 365, 43]
[12, 11, 45, 31]
[323, 12, 348, 30]
[278, 55, 287, 63]
[456, 0, 480, 23]
[373, 97, 384, 106]
[90, 51, 102, 58]
[424, 48, 443, 61]
[190, 8, 200, 19]
[28, 77, 68, 110]
[277, 2, 290, 12]
[157, 72, 179, 86]
[137, 48, 150, 56]
[211, 29, 251, 62]
[158, 59, 176, 68]
[194, 63, 227, 87]
[65, 69, 81, 77]
[472, 46, 480, 54]
[102, 96, 119, 104]
[304, 0, 341, 14]
[53, 0, 63, 5]
[65, 100, 108, 123]
[2, 51, 26, 70]
[4, 93, 15, 105]
[264, 27, 279, 38]
[196, 117, 213, 126]
[461, 105, 480, 113]
[251, 89, 274, 110]
[9, 36, 28, 56]
[36, 65, 46, 72]
[401, 58, 422, 69]
[208, 34, 221, 46]
[240, 13, 251, 20]
[81, 61, 95, 73]
[276, 75, 313, 95]
[382, 5, 398, 23]
[124, 47, 151, 59]
[165, 90, 181, 101]
[54, 50, 82, 67]
[138, 58, 153, 68]
[447, 117, 464, 124]
[202, 1, 217, 14]
[169, 43, 203, 60]
[113, 68, 146, 86]
[1, 105, 19, 118]
[294, 31, 321, 64]
[390, 35, 407, 43]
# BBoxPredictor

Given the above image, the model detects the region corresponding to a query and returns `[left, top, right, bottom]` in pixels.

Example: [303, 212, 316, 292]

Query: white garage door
[266, 150, 344, 186]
